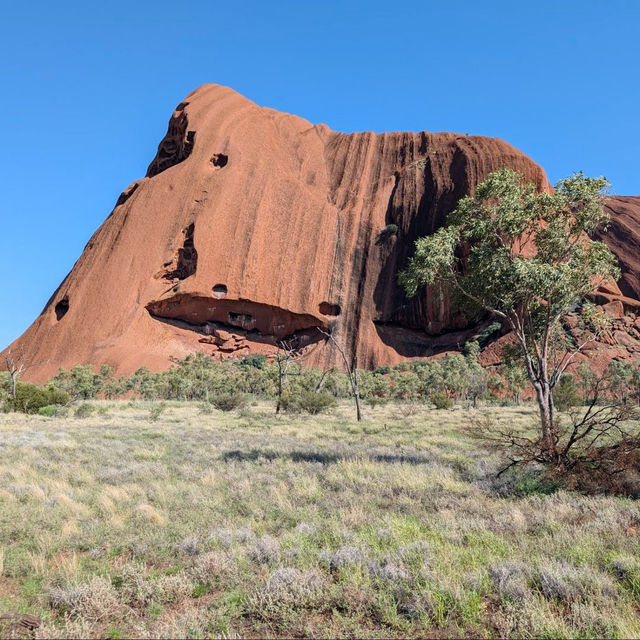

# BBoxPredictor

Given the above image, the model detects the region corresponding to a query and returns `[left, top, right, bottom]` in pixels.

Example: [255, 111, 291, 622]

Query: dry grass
[0, 401, 638, 638]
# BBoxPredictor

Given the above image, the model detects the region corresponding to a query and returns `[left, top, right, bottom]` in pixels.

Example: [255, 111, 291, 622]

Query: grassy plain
[0, 401, 639, 638]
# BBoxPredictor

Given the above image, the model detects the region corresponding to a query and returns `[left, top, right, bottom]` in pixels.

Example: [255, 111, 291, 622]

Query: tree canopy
[399, 168, 620, 459]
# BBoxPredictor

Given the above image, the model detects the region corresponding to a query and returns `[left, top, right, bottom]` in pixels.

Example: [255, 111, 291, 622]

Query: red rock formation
[4, 85, 638, 381]
[598, 197, 640, 300]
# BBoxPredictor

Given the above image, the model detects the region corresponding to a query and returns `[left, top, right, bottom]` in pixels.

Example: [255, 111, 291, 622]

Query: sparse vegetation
[0, 402, 637, 638]
[378, 223, 399, 242]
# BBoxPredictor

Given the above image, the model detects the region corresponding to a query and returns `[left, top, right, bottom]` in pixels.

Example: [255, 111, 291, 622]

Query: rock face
[598, 196, 640, 300]
[4, 85, 639, 381]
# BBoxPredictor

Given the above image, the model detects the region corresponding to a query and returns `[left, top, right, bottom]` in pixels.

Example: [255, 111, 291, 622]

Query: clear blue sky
[1, 0, 639, 350]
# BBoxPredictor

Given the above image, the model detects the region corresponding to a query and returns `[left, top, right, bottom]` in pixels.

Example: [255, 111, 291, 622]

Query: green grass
[0, 402, 638, 638]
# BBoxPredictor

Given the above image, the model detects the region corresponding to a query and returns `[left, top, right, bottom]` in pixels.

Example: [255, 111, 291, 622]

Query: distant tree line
[3, 348, 640, 418]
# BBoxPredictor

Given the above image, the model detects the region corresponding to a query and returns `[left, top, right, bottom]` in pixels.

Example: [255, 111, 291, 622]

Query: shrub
[75, 403, 96, 418]
[116, 563, 154, 607]
[12, 383, 48, 413]
[249, 535, 280, 565]
[245, 567, 328, 620]
[49, 577, 121, 623]
[152, 574, 194, 604]
[210, 392, 245, 412]
[0, 372, 10, 400]
[239, 354, 267, 369]
[175, 536, 200, 556]
[51, 365, 103, 399]
[367, 560, 410, 582]
[279, 392, 302, 413]
[148, 402, 166, 422]
[47, 387, 70, 405]
[280, 390, 337, 414]
[430, 393, 453, 410]
[190, 550, 237, 586]
[532, 561, 616, 604]
[553, 374, 581, 411]
[198, 402, 213, 415]
[608, 554, 639, 583]
[209, 527, 234, 548]
[477, 321, 502, 347]
[296, 390, 337, 414]
[318, 546, 366, 571]
[379, 223, 399, 240]
[7, 382, 69, 414]
[38, 405, 58, 417]
[488, 561, 532, 602]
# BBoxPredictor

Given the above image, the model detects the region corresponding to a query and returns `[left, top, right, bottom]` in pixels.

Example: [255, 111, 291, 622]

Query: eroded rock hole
[228, 312, 254, 329]
[212, 284, 228, 299]
[319, 302, 341, 316]
[55, 297, 69, 320]
[210, 153, 228, 169]
[146, 108, 196, 177]
[162, 223, 198, 280]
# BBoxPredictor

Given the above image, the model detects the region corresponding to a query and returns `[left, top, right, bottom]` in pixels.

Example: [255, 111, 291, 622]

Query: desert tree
[500, 361, 529, 405]
[3, 347, 28, 399]
[400, 168, 619, 465]
[318, 327, 362, 421]
[463, 342, 487, 408]
[274, 338, 298, 414]
[577, 361, 599, 404]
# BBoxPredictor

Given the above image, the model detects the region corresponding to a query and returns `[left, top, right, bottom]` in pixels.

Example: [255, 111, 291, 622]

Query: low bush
[38, 405, 59, 417]
[430, 393, 453, 410]
[378, 224, 399, 241]
[5, 382, 70, 414]
[296, 390, 337, 414]
[245, 567, 329, 620]
[278, 392, 301, 413]
[75, 403, 96, 418]
[239, 354, 267, 369]
[198, 402, 213, 415]
[148, 402, 166, 422]
[210, 392, 246, 412]
[280, 390, 336, 414]
[46, 386, 71, 405]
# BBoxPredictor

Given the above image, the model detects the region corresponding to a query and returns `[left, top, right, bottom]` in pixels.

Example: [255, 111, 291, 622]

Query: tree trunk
[11, 373, 17, 399]
[534, 381, 557, 460]
[352, 361, 362, 422]
[276, 372, 283, 414]
[314, 368, 330, 393]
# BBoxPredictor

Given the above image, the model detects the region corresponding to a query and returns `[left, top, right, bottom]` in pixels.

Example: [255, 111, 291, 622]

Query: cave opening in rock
[162, 223, 198, 280]
[146, 294, 328, 341]
[228, 312, 254, 329]
[319, 302, 341, 316]
[55, 297, 69, 321]
[212, 284, 228, 299]
[146, 108, 196, 178]
[210, 153, 228, 169]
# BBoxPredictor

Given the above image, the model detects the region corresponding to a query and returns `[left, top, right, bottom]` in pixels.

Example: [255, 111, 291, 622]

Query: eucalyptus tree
[400, 168, 618, 463]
